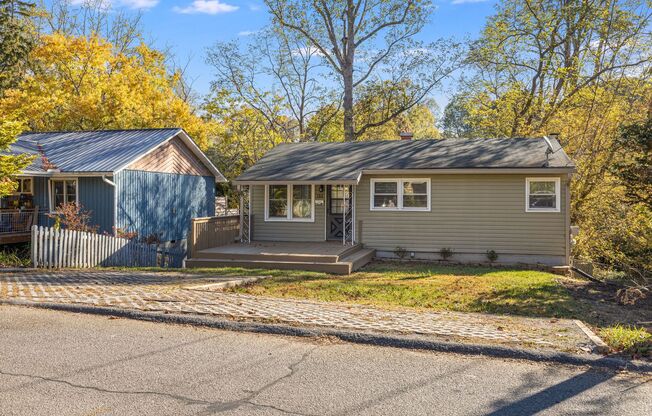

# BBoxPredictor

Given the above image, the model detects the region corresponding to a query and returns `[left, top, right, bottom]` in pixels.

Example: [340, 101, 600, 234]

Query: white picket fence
[31, 225, 185, 269]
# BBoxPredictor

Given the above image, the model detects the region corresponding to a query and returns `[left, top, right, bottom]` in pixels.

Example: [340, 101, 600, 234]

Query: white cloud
[292, 46, 325, 57]
[249, 3, 262, 11]
[173, 0, 238, 14]
[451, 0, 488, 4]
[121, 0, 159, 8]
[238, 30, 257, 36]
[70, 0, 159, 9]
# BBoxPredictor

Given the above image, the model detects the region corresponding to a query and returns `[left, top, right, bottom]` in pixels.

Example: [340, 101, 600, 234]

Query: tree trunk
[343, 64, 355, 141]
[342, 0, 356, 142]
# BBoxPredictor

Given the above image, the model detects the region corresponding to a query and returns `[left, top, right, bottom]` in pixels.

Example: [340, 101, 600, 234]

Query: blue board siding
[78, 177, 115, 233]
[115, 170, 215, 241]
[32, 177, 49, 210]
[32, 177, 53, 228]
[31, 176, 115, 232]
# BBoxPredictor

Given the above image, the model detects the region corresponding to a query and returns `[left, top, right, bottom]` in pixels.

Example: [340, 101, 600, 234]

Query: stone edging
[3, 299, 650, 373]
[184, 276, 271, 291]
[574, 320, 610, 354]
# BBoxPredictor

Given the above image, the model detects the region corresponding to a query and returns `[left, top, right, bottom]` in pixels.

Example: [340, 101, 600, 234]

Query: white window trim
[48, 178, 79, 212]
[526, 177, 561, 213]
[370, 178, 431, 212]
[264, 184, 315, 222]
[14, 178, 33, 195]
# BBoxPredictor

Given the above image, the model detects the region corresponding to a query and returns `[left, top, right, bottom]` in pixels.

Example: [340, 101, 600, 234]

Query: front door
[327, 185, 351, 240]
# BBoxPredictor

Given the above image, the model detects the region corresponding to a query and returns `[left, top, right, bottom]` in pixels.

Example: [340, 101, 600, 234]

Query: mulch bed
[560, 278, 651, 329]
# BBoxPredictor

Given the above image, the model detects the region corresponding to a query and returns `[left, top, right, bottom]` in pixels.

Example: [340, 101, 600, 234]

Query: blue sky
[65, 0, 497, 105]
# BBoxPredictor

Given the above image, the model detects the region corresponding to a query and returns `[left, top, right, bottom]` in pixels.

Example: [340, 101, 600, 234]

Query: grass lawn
[104, 261, 652, 354]
[221, 262, 590, 319]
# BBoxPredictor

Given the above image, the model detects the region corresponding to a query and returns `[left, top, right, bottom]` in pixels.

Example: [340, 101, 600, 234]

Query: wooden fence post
[31, 225, 37, 267]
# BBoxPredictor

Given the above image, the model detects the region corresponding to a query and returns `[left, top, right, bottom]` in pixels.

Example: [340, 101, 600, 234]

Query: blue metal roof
[10, 128, 183, 173]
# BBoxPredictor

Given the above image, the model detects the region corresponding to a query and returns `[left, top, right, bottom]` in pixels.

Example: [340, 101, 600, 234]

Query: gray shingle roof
[11, 129, 182, 173]
[235, 137, 575, 183]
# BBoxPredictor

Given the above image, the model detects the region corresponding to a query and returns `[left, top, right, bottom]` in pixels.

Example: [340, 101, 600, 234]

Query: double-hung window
[265, 184, 314, 221]
[50, 179, 77, 210]
[526, 178, 560, 212]
[370, 179, 430, 211]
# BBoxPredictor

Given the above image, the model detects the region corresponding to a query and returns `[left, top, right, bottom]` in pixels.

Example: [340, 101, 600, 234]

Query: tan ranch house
[188, 136, 575, 274]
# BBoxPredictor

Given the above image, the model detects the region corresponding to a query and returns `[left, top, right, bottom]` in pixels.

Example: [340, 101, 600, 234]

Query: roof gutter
[232, 179, 360, 186]
[15, 171, 115, 177]
[232, 167, 576, 184]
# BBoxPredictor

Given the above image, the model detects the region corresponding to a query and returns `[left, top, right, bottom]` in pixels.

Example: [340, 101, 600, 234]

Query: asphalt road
[0, 305, 649, 416]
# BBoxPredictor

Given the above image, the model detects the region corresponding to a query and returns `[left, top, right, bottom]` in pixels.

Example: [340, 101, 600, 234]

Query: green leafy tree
[0, 120, 33, 196]
[612, 119, 652, 207]
[0, 1, 35, 195]
[204, 91, 286, 181]
[457, 0, 652, 278]
[441, 94, 473, 138]
[0, 0, 35, 92]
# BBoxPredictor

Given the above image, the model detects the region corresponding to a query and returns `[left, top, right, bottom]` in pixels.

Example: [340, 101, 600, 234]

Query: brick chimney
[399, 132, 413, 141]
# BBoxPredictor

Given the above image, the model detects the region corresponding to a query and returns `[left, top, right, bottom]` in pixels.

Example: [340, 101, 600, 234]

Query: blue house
[1, 128, 225, 243]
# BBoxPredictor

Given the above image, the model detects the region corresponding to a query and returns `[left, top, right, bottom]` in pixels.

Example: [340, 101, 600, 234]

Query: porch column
[239, 185, 251, 244]
[343, 184, 354, 245]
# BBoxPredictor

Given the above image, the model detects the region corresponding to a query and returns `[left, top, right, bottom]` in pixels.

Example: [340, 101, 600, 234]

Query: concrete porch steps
[186, 247, 375, 275]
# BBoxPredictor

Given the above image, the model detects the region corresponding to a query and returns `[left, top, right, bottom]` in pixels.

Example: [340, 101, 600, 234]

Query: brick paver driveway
[0, 271, 594, 353]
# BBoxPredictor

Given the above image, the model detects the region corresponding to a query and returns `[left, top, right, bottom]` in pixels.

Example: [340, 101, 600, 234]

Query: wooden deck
[0, 232, 31, 244]
[186, 241, 375, 274]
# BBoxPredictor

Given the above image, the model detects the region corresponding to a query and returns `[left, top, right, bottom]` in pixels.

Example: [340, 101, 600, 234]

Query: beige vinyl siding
[356, 174, 568, 257]
[251, 185, 325, 242]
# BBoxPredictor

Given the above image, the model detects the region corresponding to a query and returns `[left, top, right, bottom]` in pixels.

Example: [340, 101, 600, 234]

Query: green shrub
[486, 250, 498, 263]
[394, 246, 407, 259]
[599, 325, 651, 356]
[439, 247, 453, 261]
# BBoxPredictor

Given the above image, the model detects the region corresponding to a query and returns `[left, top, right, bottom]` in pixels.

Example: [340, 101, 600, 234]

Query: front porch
[186, 241, 375, 274]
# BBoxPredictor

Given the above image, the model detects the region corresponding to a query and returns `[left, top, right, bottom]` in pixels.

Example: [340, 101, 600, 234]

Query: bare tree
[41, 0, 143, 54]
[207, 27, 340, 141]
[265, 0, 463, 141]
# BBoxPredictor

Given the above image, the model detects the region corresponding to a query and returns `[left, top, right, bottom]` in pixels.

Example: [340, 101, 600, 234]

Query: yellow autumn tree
[0, 33, 213, 149]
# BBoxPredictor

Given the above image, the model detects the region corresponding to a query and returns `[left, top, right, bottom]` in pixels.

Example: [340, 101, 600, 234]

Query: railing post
[189, 218, 196, 259]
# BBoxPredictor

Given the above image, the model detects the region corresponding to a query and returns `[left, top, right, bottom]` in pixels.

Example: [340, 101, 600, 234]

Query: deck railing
[0, 208, 39, 234]
[189, 215, 241, 258]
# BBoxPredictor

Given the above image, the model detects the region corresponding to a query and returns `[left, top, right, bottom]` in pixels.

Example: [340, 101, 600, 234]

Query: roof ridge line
[281, 137, 545, 144]
[20, 128, 182, 135]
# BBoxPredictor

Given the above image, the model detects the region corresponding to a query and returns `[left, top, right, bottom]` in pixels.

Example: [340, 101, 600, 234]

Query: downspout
[102, 175, 116, 187]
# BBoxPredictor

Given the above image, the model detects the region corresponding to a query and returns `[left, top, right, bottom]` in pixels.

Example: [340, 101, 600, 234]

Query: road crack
[0, 369, 210, 406]
[198, 347, 319, 416]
